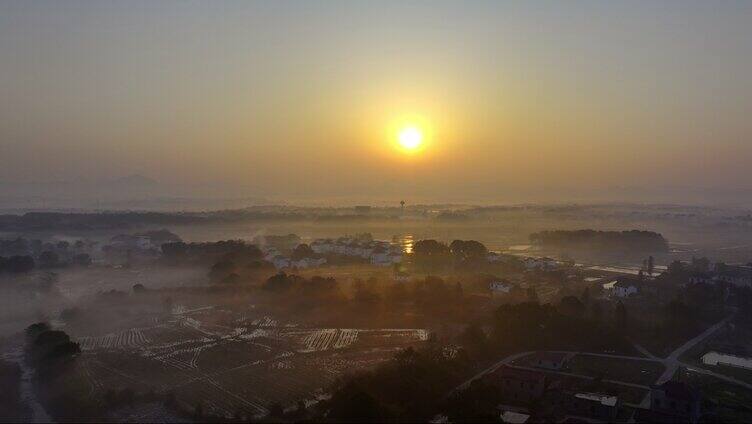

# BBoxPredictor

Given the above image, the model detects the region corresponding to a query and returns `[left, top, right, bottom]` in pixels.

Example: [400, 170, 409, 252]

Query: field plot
[72, 306, 429, 419]
[79, 328, 151, 351]
[283, 328, 428, 352]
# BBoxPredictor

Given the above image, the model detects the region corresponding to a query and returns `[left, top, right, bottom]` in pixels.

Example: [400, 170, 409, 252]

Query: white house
[701, 351, 752, 371]
[603, 278, 642, 298]
[688, 273, 713, 285]
[270, 255, 291, 270]
[489, 281, 514, 297]
[394, 271, 410, 282]
[487, 252, 516, 264]
[291, 257, 327, 269]
[715, 270, 752, 287]
[523, 257, 557, 271]
[310, 237, 404, 266]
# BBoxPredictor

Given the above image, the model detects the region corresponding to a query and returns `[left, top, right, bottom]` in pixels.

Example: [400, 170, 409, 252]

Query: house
[270, 255, 291, 270]
[486, 366, 546, 402]
[394, 271, 411, 283]
[649, 381, 702, 423]
[527, 352, 570, 371]
[500, 411, 530, 424]
[110, 234, 154, 251]
[715, 266, 752, 287]
[488, 252, 516, 264]
[291, 257, 326, 269]
[701, 351, 752, 371]
[311, 237, 404, 265]
[523, 257, 557, 271]
[604, 277, 642, 298]
[489, 280, 515, 297]
[688, 272, 713, 285]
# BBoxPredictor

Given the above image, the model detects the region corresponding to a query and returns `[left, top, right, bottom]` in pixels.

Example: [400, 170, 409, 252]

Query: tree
[0, 256, 35, 273]
[526, 287, 539, 303]
[208, 259, 235, 282]
[264, 272, 299, 292]
[193, 401, 204, 420]
[667, 260, 686, 275]
[559, 296, 585, 318]
[291, 243, 315, 261]
[647, 256, 655, 276]
[25, 327, 80, 366]
[412, 240, 452, 271]
[590, 302, 603, 322]
[353, 281, 381, 307]
[327, 385, 386, 423]
[39, 251, 60, 268]
[455, 282, 464, 299]
[25, 322, 51, 341]
[691, 257, 711, 273]
[459, 324, 487, 355]
[72, 253, 92, 266]
[413, 240, 450, 256]
[580, 287, 591, 305]
[615, 301, 628, 332]
[268, 402, 284, 418]
[450, 240, 488, 268]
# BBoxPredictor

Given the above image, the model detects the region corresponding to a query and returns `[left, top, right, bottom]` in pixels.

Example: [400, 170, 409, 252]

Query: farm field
[68, 303, 429, 419]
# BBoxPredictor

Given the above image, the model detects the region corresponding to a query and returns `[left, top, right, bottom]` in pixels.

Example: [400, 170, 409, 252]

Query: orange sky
[1, 1, 751, 205]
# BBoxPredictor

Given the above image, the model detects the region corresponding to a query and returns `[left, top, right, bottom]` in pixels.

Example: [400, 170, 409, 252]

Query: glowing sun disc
[398, 126, 423, 150]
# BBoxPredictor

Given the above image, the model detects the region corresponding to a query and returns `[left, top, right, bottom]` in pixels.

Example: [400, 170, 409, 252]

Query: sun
[397, 126, 423, 150]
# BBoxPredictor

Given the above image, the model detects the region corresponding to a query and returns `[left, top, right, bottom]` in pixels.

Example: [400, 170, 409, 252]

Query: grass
[674, 367, 752, 422]
[565, 354, 664, 386]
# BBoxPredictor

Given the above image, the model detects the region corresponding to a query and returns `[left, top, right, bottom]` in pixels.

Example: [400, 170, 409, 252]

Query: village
[1, 210, 752, 424]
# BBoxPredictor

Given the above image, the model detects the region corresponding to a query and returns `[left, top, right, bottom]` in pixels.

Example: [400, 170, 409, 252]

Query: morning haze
[2, 1, 752, 207]
[3, 3, 752, 424]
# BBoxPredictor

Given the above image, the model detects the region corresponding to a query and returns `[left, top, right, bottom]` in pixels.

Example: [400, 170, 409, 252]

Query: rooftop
[574, 392, 618, 407]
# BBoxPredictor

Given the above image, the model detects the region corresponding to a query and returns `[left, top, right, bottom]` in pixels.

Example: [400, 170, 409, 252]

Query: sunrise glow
[397, 126, 423, 151]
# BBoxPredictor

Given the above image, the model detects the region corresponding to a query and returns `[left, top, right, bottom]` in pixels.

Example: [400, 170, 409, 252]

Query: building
[604, 276, 642, 298]
[523, 257, 557, 271]
[500, 411, 530, 424]
[528, 352, 570, 371]
[715, 266, 752, 287]
[394, 271, 411, 283]
[649, 381, 702, 423]
[488, 252, 517, 264]
[489, 280, 515, 297]
[568, 392, 618, 421]
[291, 257, 327, 269]
[688, 272, 713, 285]
[354, 205, 372, 215]
[701, 351, 752, 371]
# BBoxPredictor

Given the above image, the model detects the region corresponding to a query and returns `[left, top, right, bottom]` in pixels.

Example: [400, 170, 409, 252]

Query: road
[449, 313, 742, 406]
[655, 314, 734, 385]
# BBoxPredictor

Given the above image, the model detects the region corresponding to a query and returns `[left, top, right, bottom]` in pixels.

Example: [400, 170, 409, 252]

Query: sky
[1, 0, 751, 207]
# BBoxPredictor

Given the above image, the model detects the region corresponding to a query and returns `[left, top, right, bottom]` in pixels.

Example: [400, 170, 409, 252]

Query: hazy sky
[1, 0, 751, 205]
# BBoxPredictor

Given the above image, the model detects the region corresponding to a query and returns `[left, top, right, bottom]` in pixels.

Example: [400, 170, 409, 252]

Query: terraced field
[71, 305, 428, 419]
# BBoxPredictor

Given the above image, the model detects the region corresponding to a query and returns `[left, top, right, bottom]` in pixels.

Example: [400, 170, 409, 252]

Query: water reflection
[393, 234, 414, 253]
